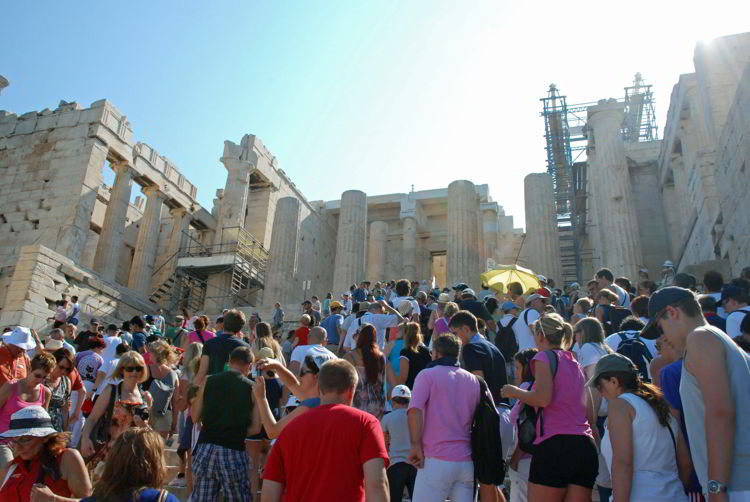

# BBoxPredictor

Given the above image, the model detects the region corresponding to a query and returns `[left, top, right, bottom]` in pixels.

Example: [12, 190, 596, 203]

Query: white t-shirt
[290, 344, 337, 365]
[577, 342, 610, 369]
[101, 335, 123, 367]
[343, 313, 400, 350]
[341, 314, 357, 336]
[609, 283, 631, 308]
[605, 330, 658, 358]
[389, 295, 421, 317]
[512, 308, 540, 351]
[95, 357, 122, 396]
[725, 307, 750, 338]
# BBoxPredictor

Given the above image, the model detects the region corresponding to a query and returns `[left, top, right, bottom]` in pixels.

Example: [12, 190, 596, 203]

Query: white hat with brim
[3, 327, 36, 351]
[0, 406, 57, 439]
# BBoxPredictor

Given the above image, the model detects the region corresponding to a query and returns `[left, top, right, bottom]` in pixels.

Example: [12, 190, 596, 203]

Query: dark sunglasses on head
[124, 366, 143, 373]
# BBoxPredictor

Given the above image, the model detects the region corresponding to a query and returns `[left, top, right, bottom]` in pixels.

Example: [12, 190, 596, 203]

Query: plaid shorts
[192, 442, 250, 502]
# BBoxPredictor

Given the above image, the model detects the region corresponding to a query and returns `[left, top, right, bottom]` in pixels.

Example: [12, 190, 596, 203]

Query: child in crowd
[380, 385, 416, 502]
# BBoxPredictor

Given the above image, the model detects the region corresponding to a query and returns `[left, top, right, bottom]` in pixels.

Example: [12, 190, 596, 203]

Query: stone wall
[716, 62, 750, 275]
[0, 244, 157, 330]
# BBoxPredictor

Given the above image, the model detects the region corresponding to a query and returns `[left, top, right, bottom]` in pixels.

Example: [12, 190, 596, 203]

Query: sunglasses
[124, 366, 144, 373]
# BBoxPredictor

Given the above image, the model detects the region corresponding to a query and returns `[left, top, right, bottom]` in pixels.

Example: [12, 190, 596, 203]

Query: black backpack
[495, 318, 519, 362]
[516, 349, 558, 454]
[471, 377, 505, 484]
[616, 332, 653, 382]
[608, 306, 632, 333]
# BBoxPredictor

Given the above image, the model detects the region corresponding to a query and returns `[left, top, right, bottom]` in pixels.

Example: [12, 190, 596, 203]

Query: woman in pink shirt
[180, 317, 215, 353]
[501, 313, 598, 502]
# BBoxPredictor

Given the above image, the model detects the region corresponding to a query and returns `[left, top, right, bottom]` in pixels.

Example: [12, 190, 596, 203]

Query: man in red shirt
[261, 359, 389, 502]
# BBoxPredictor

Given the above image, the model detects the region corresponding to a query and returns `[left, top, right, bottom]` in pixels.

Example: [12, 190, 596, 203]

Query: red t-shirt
[295, 327, 309, 346]
[263, 404, 388, 501]
[68, 368, 84, 392]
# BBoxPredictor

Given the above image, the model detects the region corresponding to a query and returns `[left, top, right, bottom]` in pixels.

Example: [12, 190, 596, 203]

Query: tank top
[0, 382, 47, 434]
[680, 325, 750, 491]
[601, 393, 687, 501]
[197, 370, 253, 451]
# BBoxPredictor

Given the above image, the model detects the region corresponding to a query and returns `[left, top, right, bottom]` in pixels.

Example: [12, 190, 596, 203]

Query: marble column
[127, 186, 165, 296]
[524, 173, 562, 284]
[587, 99, 644, 280]
[447, 180, 481, 290]
[94, 162, 134, 282]
[214, 158, 251, 245]
[367, 221, 387, 282]
[332, 190, 367, 293]
[153, 206, 190, 287]
[402, 216, 417, 279]
[264, 197, 300, 305]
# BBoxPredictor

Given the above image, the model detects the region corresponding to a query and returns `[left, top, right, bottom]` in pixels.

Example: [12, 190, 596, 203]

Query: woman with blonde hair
[501, 313, 598, 502]
[144, 340, 179, 440]
[253, 322, 285, 365]
[396, 322, 431, 389]
[81, 427, 179, 501]
[81, 351, 151, 467]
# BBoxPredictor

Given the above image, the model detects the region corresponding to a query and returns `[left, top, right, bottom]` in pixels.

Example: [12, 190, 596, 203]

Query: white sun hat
[3, 327, 36, 350]
[0, 406, 57, 438]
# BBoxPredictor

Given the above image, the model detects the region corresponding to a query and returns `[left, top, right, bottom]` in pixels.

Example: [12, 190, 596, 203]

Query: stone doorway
[431, 252, 446, 289]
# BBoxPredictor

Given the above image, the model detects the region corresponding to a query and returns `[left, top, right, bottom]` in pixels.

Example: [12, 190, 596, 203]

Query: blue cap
[501, 301, 517, 312]
[640, 286, 694, 339]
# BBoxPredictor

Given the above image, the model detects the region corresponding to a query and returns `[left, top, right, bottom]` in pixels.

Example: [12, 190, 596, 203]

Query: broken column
[93, 162, 134, 282]
[127, 186, 165, 296]
[264, 197, 300, 305]
[367, 221, 387, 282]
[524, 173, 562, 284]
[332, 190, 367, 294]
[447, 180, 481, 290]
[402, 216, 417, 279]
[214, 142, 251, 244]
[153, 206, 190, 288]
[587, 99, 644, 280]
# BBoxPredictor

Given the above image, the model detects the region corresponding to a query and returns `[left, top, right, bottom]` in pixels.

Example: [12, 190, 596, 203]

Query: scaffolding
[149, 226, 269, 314]
[539, 74, 658, 285]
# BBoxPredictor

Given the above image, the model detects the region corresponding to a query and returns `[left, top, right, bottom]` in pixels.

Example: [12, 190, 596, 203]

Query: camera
[133, 405, 150, 422]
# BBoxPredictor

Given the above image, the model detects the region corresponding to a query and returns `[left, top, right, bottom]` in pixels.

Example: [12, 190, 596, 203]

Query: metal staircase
[148, 226, 269, 314]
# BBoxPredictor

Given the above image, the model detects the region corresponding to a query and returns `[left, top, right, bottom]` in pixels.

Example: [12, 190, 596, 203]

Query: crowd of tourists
[0, 264, 749, 502]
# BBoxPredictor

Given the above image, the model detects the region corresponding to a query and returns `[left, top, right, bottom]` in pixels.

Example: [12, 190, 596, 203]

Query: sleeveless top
[601, 393, 687, 502]
[388, 339, 404, 374]
[47, 376, 71, 432]
[197, 370, 253, 451]
[0, 450, 72, 502]
[680, 325, 750, 491]
[0, 382, 47, 436]
[352, 356, 386, 420]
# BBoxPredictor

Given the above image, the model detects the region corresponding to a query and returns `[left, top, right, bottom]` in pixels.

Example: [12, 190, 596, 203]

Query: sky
[2, 1, 749, 228]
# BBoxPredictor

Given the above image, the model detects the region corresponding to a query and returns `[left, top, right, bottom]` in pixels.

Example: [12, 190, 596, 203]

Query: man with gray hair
[48, 327, 76, 356]
[262, 359, 389, 501]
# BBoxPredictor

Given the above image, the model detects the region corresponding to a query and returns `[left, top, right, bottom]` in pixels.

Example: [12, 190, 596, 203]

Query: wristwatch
[707, 480, 728, 494]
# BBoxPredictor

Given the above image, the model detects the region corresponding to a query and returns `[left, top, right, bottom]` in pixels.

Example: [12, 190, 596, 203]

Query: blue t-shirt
[320, 314, 343, 345]
[82, 488, 179, 502]
[660, 359, 702, 493]
[300, 397, 321, 408]
[131, 331, 147, 352]
[352, 288, 367, 302]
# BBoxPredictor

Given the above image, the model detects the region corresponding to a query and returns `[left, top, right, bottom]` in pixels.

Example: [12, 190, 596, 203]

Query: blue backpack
[616, 332, 653, 382]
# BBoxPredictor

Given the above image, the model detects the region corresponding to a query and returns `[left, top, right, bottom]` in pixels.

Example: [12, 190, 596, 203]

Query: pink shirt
[408, 365, 480, 461]
[187, 330, 216, 345]
[530, 350, 592, 444]
[0, 383, 47, 437]
[433, 318, 450, 336]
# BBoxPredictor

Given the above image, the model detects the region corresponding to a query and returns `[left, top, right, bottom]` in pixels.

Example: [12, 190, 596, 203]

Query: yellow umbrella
[480, 264, 540, 294]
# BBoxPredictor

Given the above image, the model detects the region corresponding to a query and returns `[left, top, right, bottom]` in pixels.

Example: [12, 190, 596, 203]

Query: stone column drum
[587, 100, 644, 280]
[367, 221, 387, 282]
[214, 159, 250, 244]
[332, 190, 367, 294]
[402, 216, 417, 280]
[446, 180, 481, 290]
[153, 206, 190, 288]
[94, 162, 134, 282]
[264, 197, 300, 305]
[524, 173, 562, 284]
[127, 186, 165, 296]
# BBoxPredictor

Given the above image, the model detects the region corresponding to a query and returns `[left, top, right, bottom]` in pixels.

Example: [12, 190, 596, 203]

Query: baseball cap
[721, 284, 747, 304]
[586, 353, 638, 388]
[90, 318, 99, 324]
[526, 293, 548, 305]
[662, 260, 674, 268]
[330, 301, 344, 310]
[438, 293, 451, 303]
[358, 301, 371, 312]
[106, 324, 118, 331]
[392, 385, 412, 399]
[462, 288, 476, 298]
[501, 301, 517, 312]
[452, 283, 469, 291]
[640, 286, 694, 340]
[536, 287, 551, 298]
[537, 275, 547, 283]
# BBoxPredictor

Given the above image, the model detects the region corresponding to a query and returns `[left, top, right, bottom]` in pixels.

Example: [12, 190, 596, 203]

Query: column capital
[169, 206, 190, 218]
[142, 185, 166, 200]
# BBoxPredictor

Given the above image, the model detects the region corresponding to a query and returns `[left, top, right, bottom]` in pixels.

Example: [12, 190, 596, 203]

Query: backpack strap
[618, 331, 628, 343]
[507, 317, 518, 330]
[523, 309, 531, 326]
[538, 349, 559, 439]
[196, 330, 206, 345]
